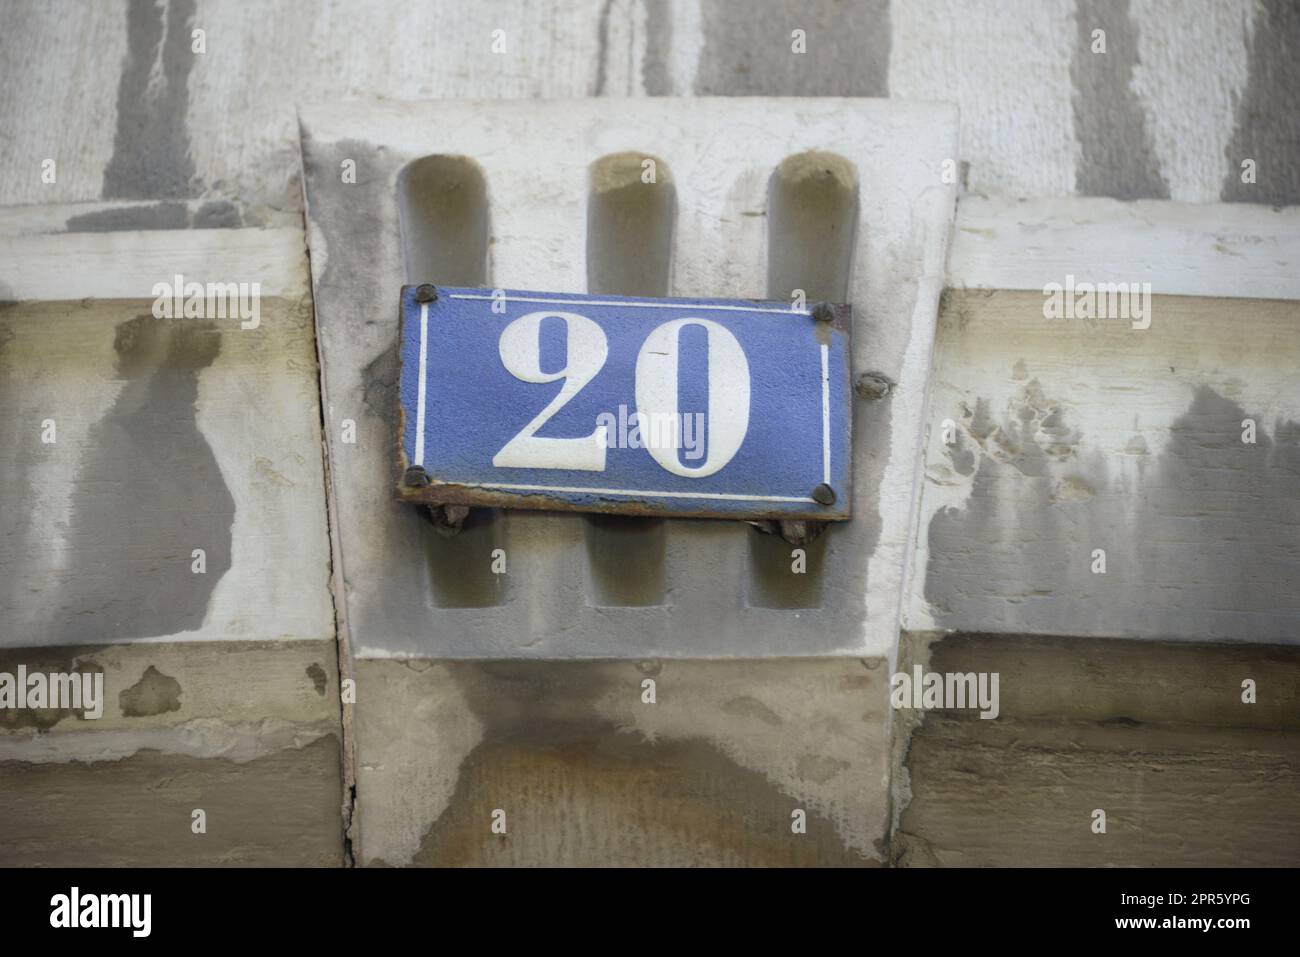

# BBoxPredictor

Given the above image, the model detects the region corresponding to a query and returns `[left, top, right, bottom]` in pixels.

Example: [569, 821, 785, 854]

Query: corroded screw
[812, 483, 836, 506]
[403, 465, 430, 488]
[811, 302, 834, 322]
[415, 283, 438, 303]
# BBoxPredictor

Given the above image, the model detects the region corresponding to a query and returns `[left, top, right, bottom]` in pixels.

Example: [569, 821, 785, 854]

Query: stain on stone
[795, 753, 851, 784]
[305, 139, 506, 622]
[641, 0, 673, 94]
[927, 383, 1300, 640]
[1133, 387, 1300, 631]
[119, 664, 182, 717]
[1101, 714, 1142, 726]
[1220, 0, 1300, 206]
[66, 202, 188, 232]
[695, 0, 889, 96]
[948, 433, 976, 477]
[899, 709, 1300, 866]
[584, 514, 666, 606]
[397, 154, 489, 286]
[307, 662, 328, 696]
[103, 0, 199, 199]
[255, 456, 296, 488]
[361, 340, 399, 428]
[0, 735, 344, 866]
[310, 140, 392, 305]
[193, 200, 242, 229]
[56, 314, 234, 641]
[409, 663, 869, 866]
[1050, 475, 1094, 503]
[62, 200, 247, 233]
[421, 504, 505, 609]
[0, 649, 104, 730]
[721, 695, 783, 726]
[748, 524, 828, 609]
[899, 634, 1300, 866]
[1070, 0, 1170, 200]
[0, 314, 37, 634]
[594, 0, 615, 95]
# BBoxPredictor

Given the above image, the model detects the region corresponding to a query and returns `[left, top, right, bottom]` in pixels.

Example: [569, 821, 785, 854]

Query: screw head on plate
[854, 371, 893, 400]
[415, 283, 438, 303]
[811, 302, 834, 322]
[812, 483, 836, 506]
[403, 465, 431, 488]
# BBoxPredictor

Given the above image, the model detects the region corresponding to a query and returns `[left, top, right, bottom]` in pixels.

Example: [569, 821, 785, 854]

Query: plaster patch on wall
[0, 735, 344, 866]
[665, 0, 704, 95]
[1220, 0, 1300, 206]
[352, 659, 485, 867]
[889, 0, 1078, 197]
[186, 1, 624, 209]
[1130, 0, 1253, 203]
[639, 0, 675, 94]
[0, 0, 126, 205]
[694, 0, 890, 96]
[0, 307, 127, 639]
[595, 659, 889, 858]
[895, 633, 1300, 867]
[0, 640, 341, 765]
[1071, 0, 1170, 199]
[196, 289, 335, 643]
[354, 659, 887, 866]
[594, 0, 650, 96]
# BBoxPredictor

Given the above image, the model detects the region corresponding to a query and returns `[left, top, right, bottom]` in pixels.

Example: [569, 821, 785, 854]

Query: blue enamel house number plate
[395, 286, 852, 521]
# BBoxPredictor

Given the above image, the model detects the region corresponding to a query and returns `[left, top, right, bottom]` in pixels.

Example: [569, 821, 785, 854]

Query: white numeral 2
[494, 311, 751, 477]
[493, 311, 609, 471]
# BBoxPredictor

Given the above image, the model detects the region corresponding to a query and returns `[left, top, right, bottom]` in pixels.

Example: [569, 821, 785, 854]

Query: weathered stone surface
[895, 634, 1300, 867]
[0, 640, 345, 866]
[5, 1, 1295, 207]
[912, 287, 1300, 643]
[352, 658, 890, 867]
[0, 223, 334, 648]
[2, 2, 1298, 869]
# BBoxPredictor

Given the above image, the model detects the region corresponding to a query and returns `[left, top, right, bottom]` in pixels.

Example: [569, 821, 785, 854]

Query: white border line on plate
[414, 301, 428, 466]
[820, 343, 830, 484]
[416, 297, 835, 505]
[449, 293, 809, 317]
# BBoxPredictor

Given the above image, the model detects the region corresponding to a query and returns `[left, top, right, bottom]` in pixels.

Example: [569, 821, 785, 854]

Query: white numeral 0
[635, 318, 749, 477]
[493, 311, 609, 471]
[494, 311, 751, 478]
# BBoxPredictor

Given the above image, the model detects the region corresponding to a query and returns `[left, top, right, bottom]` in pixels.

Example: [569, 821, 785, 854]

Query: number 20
[493, 310, 751, 478]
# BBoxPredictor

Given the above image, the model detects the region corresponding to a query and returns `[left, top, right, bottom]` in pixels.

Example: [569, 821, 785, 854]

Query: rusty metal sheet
[394, 285, 852, 521]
